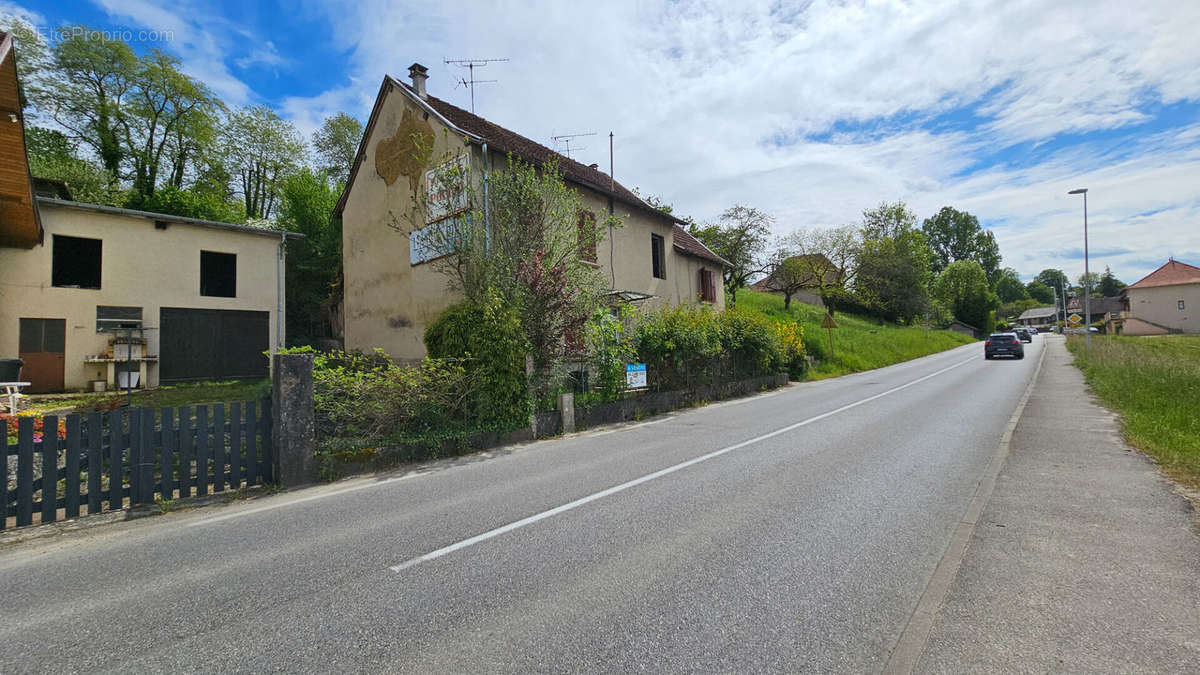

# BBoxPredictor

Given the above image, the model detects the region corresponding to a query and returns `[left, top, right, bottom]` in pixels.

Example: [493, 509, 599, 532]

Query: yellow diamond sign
[1067, 313, 1083, 326]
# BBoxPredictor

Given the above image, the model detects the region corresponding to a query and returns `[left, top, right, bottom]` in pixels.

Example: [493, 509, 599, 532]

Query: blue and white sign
[625, 363, 647, 389]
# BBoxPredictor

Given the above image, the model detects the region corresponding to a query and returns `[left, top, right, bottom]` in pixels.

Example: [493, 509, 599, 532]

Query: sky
[6, 0, 1200, 285]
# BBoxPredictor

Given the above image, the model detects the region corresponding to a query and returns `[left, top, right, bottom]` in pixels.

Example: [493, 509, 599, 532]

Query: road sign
[1067, 313, 1083, 326]
[821, 314, 838, 329]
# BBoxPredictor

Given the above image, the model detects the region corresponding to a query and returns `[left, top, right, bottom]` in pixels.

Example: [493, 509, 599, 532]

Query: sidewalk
[918, 337, 1200, 673]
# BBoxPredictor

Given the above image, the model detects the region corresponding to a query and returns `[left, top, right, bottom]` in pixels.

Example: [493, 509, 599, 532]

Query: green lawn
[735, 289, 976, 379]
[21, 379, 271, 416]
[1067, 334, 1200, 487]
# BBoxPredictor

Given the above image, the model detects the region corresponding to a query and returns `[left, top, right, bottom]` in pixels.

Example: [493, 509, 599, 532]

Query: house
[946, 320, 979, 338]
[335, 63, 729, 361]
[1111, 258, 1200, 335]
[748, 253, 841, 307]
[0, 32, 300, 392]
[1015, 306, 1056, 327]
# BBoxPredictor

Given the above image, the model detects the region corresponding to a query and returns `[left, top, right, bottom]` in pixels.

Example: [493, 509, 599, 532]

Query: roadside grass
[21, 379, 271, 415]
[735, 289, 976, 380]
[1067, 334, 1200, 487]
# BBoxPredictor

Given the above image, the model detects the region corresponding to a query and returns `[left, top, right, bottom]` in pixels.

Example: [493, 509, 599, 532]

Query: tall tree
[994, 268, 1030, 303]
[122, 51, 218, 198]
[932, 260, 998, 330]
[1025, 281, 1055, 305]
[31, 27, 137, 180]
[777, 225, 859, 298]
[222, 105, 305, 220]
[854, 202, 933, 323]
[688, 205, 772, 306]
[921, 206, 1001, 283]
[311, 112, 363, 185]
[277, 168, 342, 342]
[1097, 266, 1126, 296]
[1077, 271, 1102, 296]
[1033, 268, 1069, 293]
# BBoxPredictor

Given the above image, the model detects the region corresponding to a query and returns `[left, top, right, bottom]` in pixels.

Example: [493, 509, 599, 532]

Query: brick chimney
[408, 63, 428, 100]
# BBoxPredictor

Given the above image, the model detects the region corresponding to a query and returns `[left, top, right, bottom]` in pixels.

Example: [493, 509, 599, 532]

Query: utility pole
[1068, 188, 1091, 348]
[444, 58, 508, 114]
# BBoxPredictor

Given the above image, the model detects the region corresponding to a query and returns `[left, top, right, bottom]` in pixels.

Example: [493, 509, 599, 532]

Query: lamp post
[1068, 188, 1090, 348]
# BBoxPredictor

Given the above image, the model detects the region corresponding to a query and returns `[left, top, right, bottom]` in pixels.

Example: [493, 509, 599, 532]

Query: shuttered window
[651, 234, 665, 279]
[699, 268, 717, 302]
[578, 210, 597, 263]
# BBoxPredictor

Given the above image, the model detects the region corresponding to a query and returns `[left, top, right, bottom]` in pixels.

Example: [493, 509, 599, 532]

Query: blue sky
[6, 0, 1200, 286]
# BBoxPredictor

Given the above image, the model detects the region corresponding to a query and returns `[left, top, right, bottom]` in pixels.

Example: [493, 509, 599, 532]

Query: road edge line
[883, 341, 1048, 675]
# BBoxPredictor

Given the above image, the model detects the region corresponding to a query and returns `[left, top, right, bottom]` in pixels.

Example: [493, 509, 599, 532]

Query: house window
[651, 234, 665, 279]
[200, 251, 237, 297]
[578, 210, 597, 263]
[1180, 300, 1186, 310]
[97, 306, 143, 333]
[699, 268, 717, 302]
[51, 235, 102, 289]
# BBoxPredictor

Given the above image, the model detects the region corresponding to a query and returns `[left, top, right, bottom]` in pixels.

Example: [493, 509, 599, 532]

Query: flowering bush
[2, 412, 67, 442]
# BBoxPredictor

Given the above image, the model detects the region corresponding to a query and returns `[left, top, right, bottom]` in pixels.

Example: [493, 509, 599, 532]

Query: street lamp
[1068, 188, 1090, 348]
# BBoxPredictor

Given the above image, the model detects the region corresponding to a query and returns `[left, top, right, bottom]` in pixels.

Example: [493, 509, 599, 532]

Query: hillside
[736, 289, 976, 379]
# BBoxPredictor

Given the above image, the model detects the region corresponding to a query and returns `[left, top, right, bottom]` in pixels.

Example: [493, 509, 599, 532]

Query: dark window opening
[51, 235, 102, 289]
[578, 210, 597, 263]
[700, 268, 717, 302]
[19, 317, 66, 353]
[651, 234, 665, 280]
[200, 251, 237, 297]
[97, 305, 143, 333]
[1180, 300, 1186, 310]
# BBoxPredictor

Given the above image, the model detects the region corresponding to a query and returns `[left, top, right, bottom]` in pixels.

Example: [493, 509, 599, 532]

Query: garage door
[159, 308, 269, 384]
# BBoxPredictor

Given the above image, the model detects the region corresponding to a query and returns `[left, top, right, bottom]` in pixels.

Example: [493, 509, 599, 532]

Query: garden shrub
[634, 304, 723, 388]
[584, 306, 637, 402]
[424, 293, 530, 430]
[770, 320, 807, 379]
[718, 308, 785, 374]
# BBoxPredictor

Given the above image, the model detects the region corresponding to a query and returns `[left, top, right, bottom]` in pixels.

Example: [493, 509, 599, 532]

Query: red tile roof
[1126, 259, 1200, 289]
[672, 225, 729, 266]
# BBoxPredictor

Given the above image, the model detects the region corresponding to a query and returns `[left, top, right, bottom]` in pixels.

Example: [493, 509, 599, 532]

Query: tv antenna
[551, 132, 596, 159]
[444, 57, 508, 114]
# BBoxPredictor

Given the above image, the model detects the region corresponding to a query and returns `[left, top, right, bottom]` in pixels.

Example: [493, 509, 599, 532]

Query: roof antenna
[443, 57, 508, 114]
[551, 132, 596, 159]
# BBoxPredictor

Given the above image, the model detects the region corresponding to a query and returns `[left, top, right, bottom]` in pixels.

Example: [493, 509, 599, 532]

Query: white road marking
[389, 356, 976, 572]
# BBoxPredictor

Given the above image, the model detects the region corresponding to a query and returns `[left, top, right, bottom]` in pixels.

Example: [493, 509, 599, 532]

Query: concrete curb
[883, 340, 1048, 674]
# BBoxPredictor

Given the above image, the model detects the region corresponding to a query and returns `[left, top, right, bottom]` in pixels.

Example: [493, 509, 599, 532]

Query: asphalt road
[1, 337, 1045, 673]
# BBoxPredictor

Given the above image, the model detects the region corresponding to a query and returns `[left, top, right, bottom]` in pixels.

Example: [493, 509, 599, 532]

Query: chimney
[408, 62, 428, 100]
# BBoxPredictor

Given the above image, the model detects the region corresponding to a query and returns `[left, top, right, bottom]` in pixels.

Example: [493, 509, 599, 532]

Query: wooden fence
[2, 400, 272, 530]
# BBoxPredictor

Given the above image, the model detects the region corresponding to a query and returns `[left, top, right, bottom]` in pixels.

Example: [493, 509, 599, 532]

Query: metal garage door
[159, 308, 269, 384]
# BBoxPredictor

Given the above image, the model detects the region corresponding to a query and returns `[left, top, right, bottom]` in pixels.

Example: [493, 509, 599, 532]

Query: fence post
[271, 352, 315, 486]
[557, 392, 575, 435]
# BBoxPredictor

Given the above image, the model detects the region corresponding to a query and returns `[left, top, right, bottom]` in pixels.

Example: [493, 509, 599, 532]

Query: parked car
[1029, 327, 1038, 335]
[1014, 328, 1033, 343]
[984, 333, 1025, 360]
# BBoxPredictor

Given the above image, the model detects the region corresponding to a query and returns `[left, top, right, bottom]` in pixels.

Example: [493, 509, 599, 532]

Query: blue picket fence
[2, 400, 272, 529]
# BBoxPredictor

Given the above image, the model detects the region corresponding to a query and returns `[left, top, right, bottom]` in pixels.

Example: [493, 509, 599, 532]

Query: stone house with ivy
[335, 63, 728, 361]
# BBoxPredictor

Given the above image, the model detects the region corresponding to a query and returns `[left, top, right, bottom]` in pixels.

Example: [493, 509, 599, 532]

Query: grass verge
[735, 289, 976, 379]
[1067, 334, 1200, 487]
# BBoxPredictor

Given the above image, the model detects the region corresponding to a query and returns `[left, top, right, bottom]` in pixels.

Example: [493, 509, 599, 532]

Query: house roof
[1125, 258, 1200, 290]
[672, 225, 729, 266]
[37, 198, 305, 240]
[335, 71, 727, 268]
[0, 30, 43, 249]
[1017, 306, 1057, 320]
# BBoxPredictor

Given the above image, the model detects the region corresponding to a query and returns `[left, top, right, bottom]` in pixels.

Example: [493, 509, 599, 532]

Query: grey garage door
[159, 308, 269, 384]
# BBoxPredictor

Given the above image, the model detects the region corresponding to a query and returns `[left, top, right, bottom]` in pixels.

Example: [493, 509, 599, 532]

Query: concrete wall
[0, 203, 284, 390]
[342, 83, 723, 361]
[1126, 283, 1198, 334]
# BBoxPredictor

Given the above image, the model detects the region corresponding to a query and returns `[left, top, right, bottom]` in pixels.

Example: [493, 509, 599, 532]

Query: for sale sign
[625, 363, 647, 389]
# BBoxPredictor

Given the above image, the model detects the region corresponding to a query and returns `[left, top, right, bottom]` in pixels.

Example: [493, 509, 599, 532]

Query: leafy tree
[312, 112, 363, 186]
[921, 206, 1001, 282]
[994, 268, 1030, 303]
[25, 126, 126, 206]
[222, 105, 305, 219]
[1097, 266, 1126, 296]
[1033, 268, 1069, 294]
[762, 253, 816, 310]
[276, 168, 342, 343]
[688, 205, 772, 306]
[854, 202, 933, 323]
[1025, 281, 1055, 305]
[30, 27, 137, 180]
[776, 225, 859, 302]
[933, 260, 999, 330]
[1077, 271, 1102, 296]
[0, 13, 49, 82]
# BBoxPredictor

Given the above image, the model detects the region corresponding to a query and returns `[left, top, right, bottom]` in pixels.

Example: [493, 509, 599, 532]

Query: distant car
[1014, 328, 1033, 343]
[1029, 327, 1038, 335]
[984, 333, 1025, 360]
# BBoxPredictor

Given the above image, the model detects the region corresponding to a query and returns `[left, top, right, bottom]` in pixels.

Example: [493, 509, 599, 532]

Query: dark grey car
[984, 333, 1024, 360]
